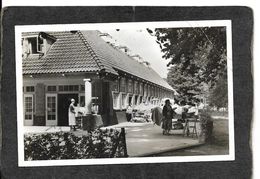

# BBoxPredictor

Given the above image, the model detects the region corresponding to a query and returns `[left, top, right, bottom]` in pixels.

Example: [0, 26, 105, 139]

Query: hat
[165, 99, 171, 104]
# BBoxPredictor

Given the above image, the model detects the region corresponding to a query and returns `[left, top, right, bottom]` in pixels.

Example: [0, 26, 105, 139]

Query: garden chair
[183, 117, 198, 138]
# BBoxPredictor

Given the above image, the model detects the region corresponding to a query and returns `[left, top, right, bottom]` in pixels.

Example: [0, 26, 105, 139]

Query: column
[84, 79, 92, 114]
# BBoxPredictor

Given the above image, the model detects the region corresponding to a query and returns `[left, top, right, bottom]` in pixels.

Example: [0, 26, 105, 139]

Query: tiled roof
[22, 31, 174, 90]
[22, 32, 103, 74]
[80, 31, 174, 90]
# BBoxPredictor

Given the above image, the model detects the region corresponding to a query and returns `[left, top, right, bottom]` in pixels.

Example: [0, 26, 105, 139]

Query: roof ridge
[77, 31, 105, 72]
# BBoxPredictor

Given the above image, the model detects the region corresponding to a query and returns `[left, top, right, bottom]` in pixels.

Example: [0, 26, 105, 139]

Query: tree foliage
[148, 27, 227, 105]
[208, 75, 228, 108]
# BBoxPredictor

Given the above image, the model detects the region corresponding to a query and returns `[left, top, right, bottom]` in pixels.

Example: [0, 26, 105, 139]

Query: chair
[183, 117, 198, 138]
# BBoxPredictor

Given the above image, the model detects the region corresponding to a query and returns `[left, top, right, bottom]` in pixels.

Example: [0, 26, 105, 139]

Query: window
[127, 79, 133, 93]
[79, 95, 85, 106]
[24, 95, 33, 120]
[134, 81, 139, 94]
[151, 86, 154, 96]
[47, 96, 56, 120]
[113, 92, 120, 109]
[139, 96, 143, 104]
[59, 85, 79, 92]
[148, 85, 151, 96]
[27, 36, 44, 54]
[47, 86, 57, 92]
[38, 36, 44, 52]
[155, 87, 158, 97]
[112, 80, 119, 92]
[25, 86, 35, 92]
[120, 78, 126, 92]
[144, 84, 147, 96]
[135, 95, 139, 105]
[128, 95, 133, 106]
[121, 94, 127, 109]
[139, 82, 144, 95]
[80, 85, 85, 91]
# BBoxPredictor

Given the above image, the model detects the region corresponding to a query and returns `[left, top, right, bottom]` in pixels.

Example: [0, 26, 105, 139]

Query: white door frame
[45, 93, 58, 126]
[24, 94, 34, 126]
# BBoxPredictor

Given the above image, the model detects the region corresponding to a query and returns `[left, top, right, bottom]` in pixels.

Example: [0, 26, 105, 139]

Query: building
[22, 30, 176, 126]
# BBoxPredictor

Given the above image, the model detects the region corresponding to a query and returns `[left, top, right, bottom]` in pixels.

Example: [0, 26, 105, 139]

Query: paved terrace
[24, 122, 203, 157]
[101, 122, 203, 157]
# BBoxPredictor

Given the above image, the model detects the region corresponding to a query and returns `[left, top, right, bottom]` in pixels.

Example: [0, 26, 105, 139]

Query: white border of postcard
[15, 20, 234, 167]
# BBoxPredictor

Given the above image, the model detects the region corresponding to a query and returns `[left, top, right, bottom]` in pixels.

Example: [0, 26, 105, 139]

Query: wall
[23, 74, 94, 126]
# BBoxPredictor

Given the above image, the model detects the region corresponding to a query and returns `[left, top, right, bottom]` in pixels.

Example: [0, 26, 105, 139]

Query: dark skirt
[126, 113, 132, 122]
[162, 117, 172, 130]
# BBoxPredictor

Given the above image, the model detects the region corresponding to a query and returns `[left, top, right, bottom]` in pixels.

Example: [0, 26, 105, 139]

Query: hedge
[199, 110, 214, 143]
[24, 128, 126, 160]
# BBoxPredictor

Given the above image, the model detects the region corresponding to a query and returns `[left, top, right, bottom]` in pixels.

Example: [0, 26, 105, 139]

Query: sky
[101, 29, 170, 78]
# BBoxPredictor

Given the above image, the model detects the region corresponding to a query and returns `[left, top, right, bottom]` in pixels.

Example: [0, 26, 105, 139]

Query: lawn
[154, 118, 229, 156]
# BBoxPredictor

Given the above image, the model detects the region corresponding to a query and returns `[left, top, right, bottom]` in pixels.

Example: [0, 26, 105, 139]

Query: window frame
[112, 92, 120, 110]
[119, 78, 126, 93]
[24, 94, 34, 126]
[45, 93, 58, 126]
[121, 92, 127, 109]
[26, 36, 44, 54]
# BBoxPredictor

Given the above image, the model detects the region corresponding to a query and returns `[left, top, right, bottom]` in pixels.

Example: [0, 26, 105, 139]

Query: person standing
[126, 103, 133, 122]
[68, 98, 76, 131]
[162, 99, 174, 135]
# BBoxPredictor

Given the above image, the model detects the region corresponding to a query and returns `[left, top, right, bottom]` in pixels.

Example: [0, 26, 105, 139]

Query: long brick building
[22, 30, 175, 126]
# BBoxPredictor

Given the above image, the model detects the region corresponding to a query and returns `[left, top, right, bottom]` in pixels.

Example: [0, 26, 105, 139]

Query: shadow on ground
[153, 119, 229, 156]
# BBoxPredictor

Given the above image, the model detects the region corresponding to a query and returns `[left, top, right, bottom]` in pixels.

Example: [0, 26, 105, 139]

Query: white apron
[68, 104, 76, 126]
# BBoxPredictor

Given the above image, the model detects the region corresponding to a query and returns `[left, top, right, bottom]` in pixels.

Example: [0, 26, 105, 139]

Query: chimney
[130, 54, 143, 63]
[117, 45, 129, 53]
[99, 32, 112, 38]
[142, 61, 151, 68]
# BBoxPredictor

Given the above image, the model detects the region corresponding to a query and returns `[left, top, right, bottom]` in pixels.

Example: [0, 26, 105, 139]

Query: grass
[209, 110, 228, 117]
[155, 118, 229, 156]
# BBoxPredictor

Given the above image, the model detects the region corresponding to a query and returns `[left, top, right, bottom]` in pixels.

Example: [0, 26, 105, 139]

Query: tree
[208, 75, 228, 109]
[167, 64, 202, 102]
[148, 27, 227, 102]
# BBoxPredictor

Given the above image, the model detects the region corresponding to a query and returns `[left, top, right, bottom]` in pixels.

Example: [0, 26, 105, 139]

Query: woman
[162, 99, 174, 135]
[68, 98, 76, 131]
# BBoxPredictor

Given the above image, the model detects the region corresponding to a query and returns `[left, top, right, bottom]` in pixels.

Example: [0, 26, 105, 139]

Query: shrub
[199, 110, 214, 143]
[24, 128, 126, 161]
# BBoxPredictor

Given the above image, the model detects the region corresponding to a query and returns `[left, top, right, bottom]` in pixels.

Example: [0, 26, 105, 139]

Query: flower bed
[24, 128, 126, 160]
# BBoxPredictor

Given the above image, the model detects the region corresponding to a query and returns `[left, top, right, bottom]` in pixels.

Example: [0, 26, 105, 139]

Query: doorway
[58, 93, 78, 126]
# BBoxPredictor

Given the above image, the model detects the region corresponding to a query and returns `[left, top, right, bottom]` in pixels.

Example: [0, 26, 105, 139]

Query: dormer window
[27, 36, 44, 54]
[22, 32, 56, 57]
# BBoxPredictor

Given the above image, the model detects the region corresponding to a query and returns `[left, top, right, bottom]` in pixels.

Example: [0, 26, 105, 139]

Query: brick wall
[34, 83, 45, 126]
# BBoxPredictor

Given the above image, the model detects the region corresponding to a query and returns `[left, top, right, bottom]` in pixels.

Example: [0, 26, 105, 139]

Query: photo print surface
[15, 20, 234, 166]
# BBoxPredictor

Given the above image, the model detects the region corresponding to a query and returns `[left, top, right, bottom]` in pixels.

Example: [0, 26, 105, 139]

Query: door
[46, 94, 57, 126]
[101, 82, 111, 125]
[58, 93, 78, 126]
[24, 94, 34, 126]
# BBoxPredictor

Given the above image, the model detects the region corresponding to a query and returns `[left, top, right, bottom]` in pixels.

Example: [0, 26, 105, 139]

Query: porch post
[84, 79, 92, 114]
